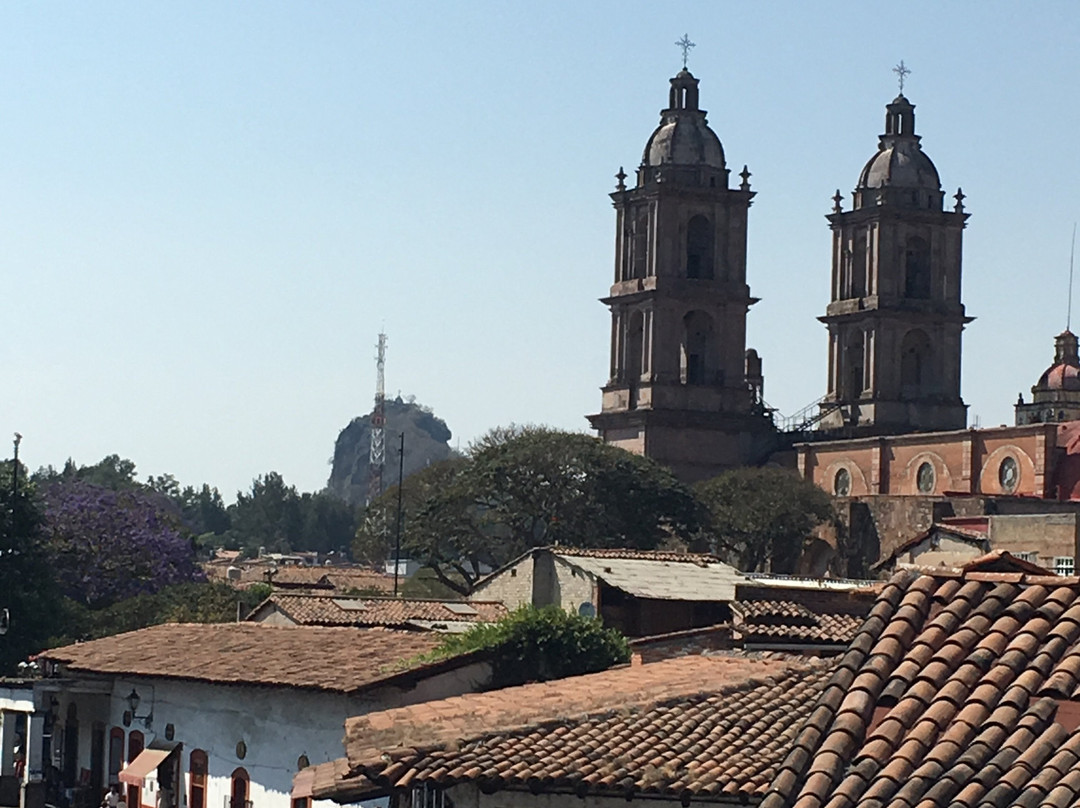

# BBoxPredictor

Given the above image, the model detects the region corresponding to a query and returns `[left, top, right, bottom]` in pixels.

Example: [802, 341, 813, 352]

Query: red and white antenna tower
[367, 332, 387, 504]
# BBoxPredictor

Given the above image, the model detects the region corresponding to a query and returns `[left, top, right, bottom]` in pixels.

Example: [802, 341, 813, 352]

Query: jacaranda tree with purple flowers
[42, 480, 201, 608]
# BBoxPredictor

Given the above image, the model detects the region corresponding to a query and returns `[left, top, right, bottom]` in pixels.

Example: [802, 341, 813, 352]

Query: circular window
[999, 456, 1019, 493]
[916, 462, 935, 494]
[833, 468, 851, 497]
[235, 740, 247, 760]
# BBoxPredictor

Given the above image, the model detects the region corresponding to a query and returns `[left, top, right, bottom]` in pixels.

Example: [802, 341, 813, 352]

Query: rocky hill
[327, 398, 455, 506]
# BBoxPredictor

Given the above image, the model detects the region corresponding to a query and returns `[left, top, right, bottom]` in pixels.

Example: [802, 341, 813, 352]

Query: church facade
[588, 66, 1080, 573]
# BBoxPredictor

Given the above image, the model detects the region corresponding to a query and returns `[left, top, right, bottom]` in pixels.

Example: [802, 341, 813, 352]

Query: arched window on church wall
[625, 312, 644, 389]
[686, 215, 714, 279]
[904, 236, 931, 299]
[851, 231, 867, 297]
[631, 212, 649, 279]
[681, 311, 715, 385]
[900, 329, 932, 398]
[842, 331, 865, 401]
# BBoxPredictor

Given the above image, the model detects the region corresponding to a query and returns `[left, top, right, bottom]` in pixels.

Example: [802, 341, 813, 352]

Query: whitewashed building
[30, 623, 488, 808]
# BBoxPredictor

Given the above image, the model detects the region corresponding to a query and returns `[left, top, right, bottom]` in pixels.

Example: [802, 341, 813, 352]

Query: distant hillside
[327, 398, 455, 506]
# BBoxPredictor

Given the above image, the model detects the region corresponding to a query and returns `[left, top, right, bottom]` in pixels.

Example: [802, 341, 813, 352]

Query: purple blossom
[42, 481, 201, 607]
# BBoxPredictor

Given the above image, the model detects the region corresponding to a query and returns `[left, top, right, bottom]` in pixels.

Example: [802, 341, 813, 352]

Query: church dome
[641, 69, 726, 170]
[1036, 330, 1080, 391]
[857, 96, 940, 191]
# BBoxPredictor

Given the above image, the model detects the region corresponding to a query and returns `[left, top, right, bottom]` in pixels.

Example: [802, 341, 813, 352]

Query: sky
[4, 2, 1080, 499]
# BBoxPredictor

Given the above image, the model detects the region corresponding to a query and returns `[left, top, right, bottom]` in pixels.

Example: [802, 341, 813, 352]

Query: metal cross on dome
[676, 34, 695, 69]
[893, 60, 911, 94]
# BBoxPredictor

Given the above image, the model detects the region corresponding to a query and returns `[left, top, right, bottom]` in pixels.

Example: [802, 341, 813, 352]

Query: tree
[228, 472, 304, 554]
[355, 427, 701, 594]
[694, 467, 837, 573]
[0, 461, 63, 672]
[433, 605, 630, 689]
[41, 480, 201, 608]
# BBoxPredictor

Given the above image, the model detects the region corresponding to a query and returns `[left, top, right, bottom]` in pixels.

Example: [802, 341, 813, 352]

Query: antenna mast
[1070, 224, 1077, 332]
[368, 332, 387, 505]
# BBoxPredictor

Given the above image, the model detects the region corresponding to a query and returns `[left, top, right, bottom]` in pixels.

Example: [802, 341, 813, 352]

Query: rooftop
[305, 654, 833, 802]
[39, 623, 456, 694]
[248, 593, 508, 628]
[761, 567, 1080, 808]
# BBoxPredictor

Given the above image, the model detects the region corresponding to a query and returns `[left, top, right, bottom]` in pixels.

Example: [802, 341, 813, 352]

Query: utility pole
[11, 433, 21, 503]
[392, 432, 405, 596]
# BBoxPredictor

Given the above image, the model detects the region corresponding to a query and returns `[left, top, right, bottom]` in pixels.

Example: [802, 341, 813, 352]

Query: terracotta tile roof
[251, 593, 508, 627]
[312, 655, 833, 801]
[760, 568, 1080, 808]
[202, 562, 394, 593]
[551, 547, 725, 565]
[39, 623, 457, 694]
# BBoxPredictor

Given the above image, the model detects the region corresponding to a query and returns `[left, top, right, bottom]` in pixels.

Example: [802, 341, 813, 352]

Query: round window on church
[833, 468, 851, 497]
[999, 456, 1019, 494]
[916, 462, 936, 494]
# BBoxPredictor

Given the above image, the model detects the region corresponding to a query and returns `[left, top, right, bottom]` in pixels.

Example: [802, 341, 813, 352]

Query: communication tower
[368, 332, 387, 504]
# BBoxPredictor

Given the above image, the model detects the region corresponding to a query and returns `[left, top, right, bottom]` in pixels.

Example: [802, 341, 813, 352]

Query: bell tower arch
[588, 68, 774, 482]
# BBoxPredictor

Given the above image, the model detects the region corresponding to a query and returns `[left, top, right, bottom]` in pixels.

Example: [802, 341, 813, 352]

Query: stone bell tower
[818, 92, 971, 434]
[587, 68, 774, 482]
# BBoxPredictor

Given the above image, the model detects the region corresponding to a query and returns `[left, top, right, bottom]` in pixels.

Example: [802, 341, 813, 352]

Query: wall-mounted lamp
[125, 689, 153, 729]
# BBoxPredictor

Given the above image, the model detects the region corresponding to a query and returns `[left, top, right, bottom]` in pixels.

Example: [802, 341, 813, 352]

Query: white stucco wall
[43, 661, 488, 808]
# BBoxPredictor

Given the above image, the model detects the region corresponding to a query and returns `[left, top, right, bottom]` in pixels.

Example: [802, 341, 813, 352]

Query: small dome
[1037, 363, 1080, 392]
[640, 69, 726, 171]
[856, 94, 941, 192]
[642, 116, 725, 169]
[857, 140, 941, 190]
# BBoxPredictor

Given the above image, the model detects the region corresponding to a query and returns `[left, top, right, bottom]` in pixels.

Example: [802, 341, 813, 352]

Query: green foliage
[355, 427, 701, 594]
[0, 462, 64, 673]
[694, 466, 837, 573]
[228, 473, 357, 556]
[433, 605, 630, 688]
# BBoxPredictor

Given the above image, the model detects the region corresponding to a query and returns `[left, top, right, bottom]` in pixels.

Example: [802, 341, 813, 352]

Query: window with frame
[1056, 556, 1075, 576]
[1013, 551, 1038, 563]
[189, 750, 207, 808]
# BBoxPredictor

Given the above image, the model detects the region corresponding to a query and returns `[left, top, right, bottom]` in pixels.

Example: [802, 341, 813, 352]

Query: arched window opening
[685, 215, 714, 279]
[900, 330, 932, 398]
[127, 731, 144, 808]
[189, 750, 208, 808]
[626, 312, 644, 408]
[230, 768, 250, 808]
[63, 704, 79, 788]
[842, 332, 865, 401]
[108, 728, 124, 786]
[681, 311, 715, 385]
[631, 212, 649, 279]
[904, 236, 931, 299]
[851, 232, 867, 297]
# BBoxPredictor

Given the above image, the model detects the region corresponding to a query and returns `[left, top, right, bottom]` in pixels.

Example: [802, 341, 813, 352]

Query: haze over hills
[327, 398, 455, 506]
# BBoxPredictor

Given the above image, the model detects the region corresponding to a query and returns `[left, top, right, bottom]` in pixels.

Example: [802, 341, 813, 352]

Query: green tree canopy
[0, 460, 63, 673]
[432, 605, 630, 689]
[355, 426, 701, 593]
[694, 466, 837, 573]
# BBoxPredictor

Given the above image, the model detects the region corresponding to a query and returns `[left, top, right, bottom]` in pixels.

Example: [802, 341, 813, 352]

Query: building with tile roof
[473, 546, 746, 637]
[297, 655, 835, 806]
[25, 624, 490, 808]
[246, 593, 508, 632]
[759, 566, 1080, 808]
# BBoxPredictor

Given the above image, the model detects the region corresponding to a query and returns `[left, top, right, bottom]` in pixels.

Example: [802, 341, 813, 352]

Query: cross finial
[892, 60, 911, 94]
[676, 34, 695, 69]
[739, 165, 752, 192]
[953, 187, 965, 213]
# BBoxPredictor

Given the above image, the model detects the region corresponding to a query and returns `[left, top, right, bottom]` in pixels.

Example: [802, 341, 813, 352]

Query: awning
[118, 748, 172, 787]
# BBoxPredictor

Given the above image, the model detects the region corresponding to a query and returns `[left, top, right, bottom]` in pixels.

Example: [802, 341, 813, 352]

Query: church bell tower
[818, 91, 971, 434]
[587, 68, 773, 482]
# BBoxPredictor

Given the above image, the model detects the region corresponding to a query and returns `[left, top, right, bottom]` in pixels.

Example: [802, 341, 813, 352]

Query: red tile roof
[39, 623, 461, 694]
[761, 568, 1080, 808]
[306, 655, 834, 801]
[250, 594, 508, 627]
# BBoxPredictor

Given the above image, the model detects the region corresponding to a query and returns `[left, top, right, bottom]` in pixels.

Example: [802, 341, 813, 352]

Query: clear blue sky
[4, 2, 1080, 499]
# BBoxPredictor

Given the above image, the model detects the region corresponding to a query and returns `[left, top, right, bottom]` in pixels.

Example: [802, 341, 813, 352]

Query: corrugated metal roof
[558, 554, 745, 601]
